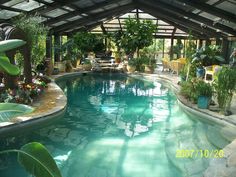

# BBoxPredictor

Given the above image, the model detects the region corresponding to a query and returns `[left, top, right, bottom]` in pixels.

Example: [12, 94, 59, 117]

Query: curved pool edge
[1, 71, 236, 176]
[130, 73, 236, 177]
[132, 73, 236, 127]
[0, 80, 67, 137]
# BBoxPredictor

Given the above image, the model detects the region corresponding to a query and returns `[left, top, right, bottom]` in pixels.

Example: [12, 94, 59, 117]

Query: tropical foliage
[213, 67, 236, 114]
[0, 142, 62, 177]
[192, 45, 225, 66]
[13, 13, 48, 67]
[117, 17, 156, 56]
[73, 32, 105, 57]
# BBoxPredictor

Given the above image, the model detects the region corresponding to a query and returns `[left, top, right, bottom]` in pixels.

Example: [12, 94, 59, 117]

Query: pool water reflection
[0, 74, 231, 177]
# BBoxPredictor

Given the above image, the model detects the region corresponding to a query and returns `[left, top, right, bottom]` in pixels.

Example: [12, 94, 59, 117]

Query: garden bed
[0, 81, 67, 137]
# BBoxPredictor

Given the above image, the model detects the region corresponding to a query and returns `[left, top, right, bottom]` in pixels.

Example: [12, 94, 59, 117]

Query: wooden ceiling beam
[145, 0, 236, 36]
[137, 6, 206, 39]
[44, 0, 122, 26]
[137, 1, 224, 38]
[51, 4, 134, 34]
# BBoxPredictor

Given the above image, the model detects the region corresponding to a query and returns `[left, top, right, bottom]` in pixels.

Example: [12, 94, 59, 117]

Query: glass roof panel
[206, 0, 219, 5]
[104, 3, 119, 10]
[0, 10, 20, 20]
[216, 1, 236, 15]
[176, 29, 185, 33]
[67, 15, 83, 21]
[12, 0, 44, 11]
[119, 0, 132, 6]
[120, 13, 136, 18]
[104, 24, 121, 28]
[51, 21, 67, 27]
[44, 9, 68, 18]
[139, 13, 156, 19]
[157, 20, 169, 25]
[62, 6, 74, 11]
[43, 0, 54, 2]
[73, 0, 94, 8]
[89, 8, 104, 14]
[3, 0, 25, 7]
[90, 9, 187, 37]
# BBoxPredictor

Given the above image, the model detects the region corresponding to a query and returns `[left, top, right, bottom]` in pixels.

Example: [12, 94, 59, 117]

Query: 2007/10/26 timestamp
[176, 149, 224, 158]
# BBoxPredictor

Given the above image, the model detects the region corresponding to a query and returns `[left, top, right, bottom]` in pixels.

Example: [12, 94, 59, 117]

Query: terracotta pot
[83, 64, 92, 71]
[65, 61, 73, 72]
[45, 59, 53, 76]
[55, 62, 66, 72]
[127, 65, 136, 73]
[144, 65, 154, 74]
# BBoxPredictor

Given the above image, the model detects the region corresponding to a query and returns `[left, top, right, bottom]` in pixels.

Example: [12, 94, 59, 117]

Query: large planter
[82, 64, 92, 71]
[115, 57, 121, 64]
[196, 68, 205, 78]
[197, 96, 209, 109]
[45, 59, 53, 76]
[65, 60, 73, 72]
[55, 62, 66, 73]
[127, 65, 136, 73]
[144, 65, 154, 74]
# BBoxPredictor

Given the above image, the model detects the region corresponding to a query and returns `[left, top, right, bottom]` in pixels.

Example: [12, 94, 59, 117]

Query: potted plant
[13, 14, 48, 84]
[63, 55, 73, 72]
[82, 59, 92, 71]
[180, 79, 198, 103]
[143, 57, 156, 74]
[192, 45, 225, 78]
[195, 80, 213, 109]
[179, 68, 187, 82]
[127, 58, 136, 73]
[172, 38, 183, 59]
[213, 66, 236, 115]
[118, 17, 156, 58]
[115, 51, 121, 63]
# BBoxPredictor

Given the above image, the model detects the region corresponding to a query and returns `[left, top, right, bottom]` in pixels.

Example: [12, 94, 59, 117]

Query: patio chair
[161, 58, 170, 71]
[204, 65, 221, 81]
[170, 60, 185, 75]
[169, 58, 186, 75]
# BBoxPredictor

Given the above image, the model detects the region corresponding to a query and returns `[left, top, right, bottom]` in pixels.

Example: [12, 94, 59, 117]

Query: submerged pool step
[164, 121, 212, 177]
[220, 125, 236, 142]
[192, 123, 216, 150]
[206, 126, 230, 149]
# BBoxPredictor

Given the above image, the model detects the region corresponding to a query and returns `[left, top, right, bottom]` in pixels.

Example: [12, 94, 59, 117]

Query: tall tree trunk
[5, 52, 18, 89]
[23, 46, 32, 84]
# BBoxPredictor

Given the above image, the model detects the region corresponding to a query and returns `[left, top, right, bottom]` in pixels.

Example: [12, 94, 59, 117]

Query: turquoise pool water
[0, 74, 233, 177]
[0, 103, 34, 122]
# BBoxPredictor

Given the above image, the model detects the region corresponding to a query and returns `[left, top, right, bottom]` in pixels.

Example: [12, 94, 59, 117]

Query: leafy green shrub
[180, 78, 199, 103]
[195, 80, 213, 97]
[213, 67, 236, 114]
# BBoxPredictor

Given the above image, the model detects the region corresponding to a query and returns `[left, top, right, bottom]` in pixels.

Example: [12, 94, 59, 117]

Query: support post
[222, 39, 229, 62]
[54, 34, 61, 62]
[46, 35, 52, 59]
[216, 38, 221, 46]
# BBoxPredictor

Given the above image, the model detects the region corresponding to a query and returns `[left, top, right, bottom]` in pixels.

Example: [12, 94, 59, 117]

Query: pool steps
[164, 111, 231, 177]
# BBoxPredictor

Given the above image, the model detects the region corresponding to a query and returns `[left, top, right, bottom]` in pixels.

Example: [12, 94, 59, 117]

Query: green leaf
[0, 39, 26, 53]
[0, 55, 20, 75]
[18, 142, 62, 177]
[215, 56, 225, 62]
